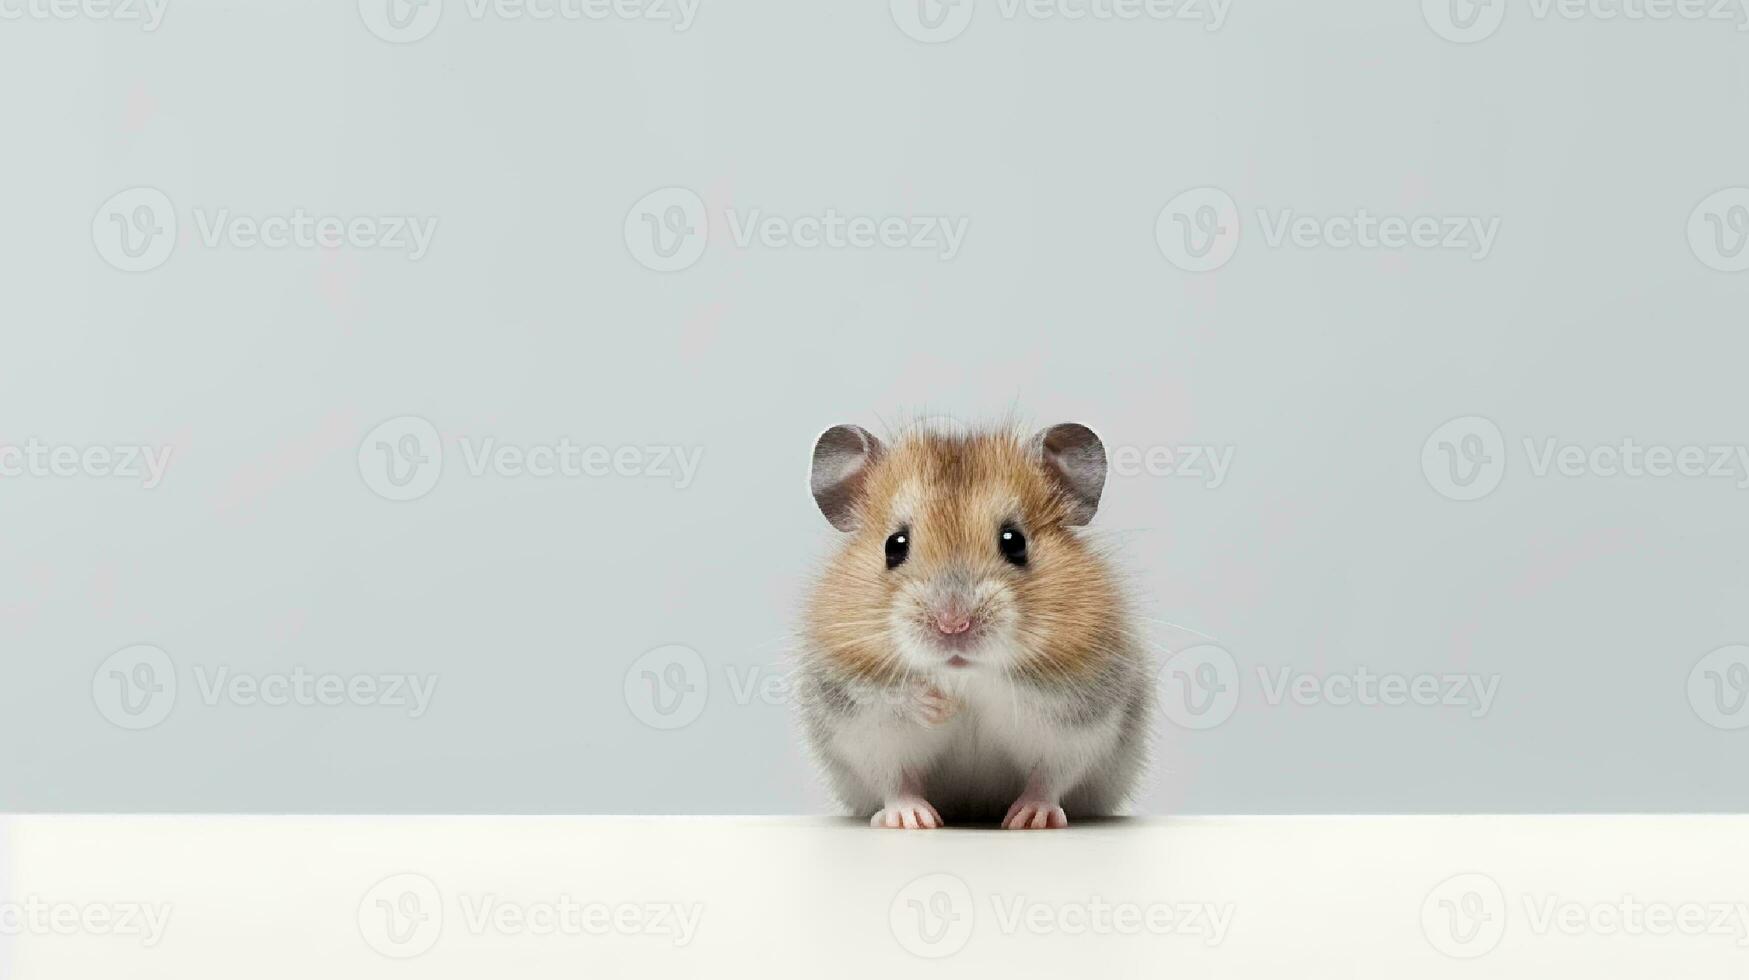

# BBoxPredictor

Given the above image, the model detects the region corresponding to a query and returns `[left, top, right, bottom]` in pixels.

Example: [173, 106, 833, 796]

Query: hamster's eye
[884, 529, 910, 570]
[998, 524, 1028, 567]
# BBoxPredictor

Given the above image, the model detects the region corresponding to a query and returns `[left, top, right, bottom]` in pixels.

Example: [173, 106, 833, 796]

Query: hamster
[797, 421, 1151, 830]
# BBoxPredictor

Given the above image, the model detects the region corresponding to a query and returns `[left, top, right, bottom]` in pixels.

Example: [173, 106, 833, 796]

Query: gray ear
[810, 425, 884, 532]
[1033, 423, 1106, 526]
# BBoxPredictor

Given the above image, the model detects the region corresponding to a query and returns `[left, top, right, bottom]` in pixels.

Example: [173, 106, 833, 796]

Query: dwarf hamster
[797, 421, 1151, 829]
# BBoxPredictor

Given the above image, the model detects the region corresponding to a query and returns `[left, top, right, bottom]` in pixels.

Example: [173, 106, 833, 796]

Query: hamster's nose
[935, 611, 973, 635]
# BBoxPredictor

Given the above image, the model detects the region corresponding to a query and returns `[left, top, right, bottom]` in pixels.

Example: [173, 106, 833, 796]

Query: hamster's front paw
[871, 797, 944, 830]
[907, 682, 959, 727]
[1002, 798, 1068, 830]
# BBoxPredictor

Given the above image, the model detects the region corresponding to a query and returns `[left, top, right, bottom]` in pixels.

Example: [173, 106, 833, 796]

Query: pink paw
[909, 683, 959, 727]
[1002, 800, 1068, 830]
[872, 798, 944, 830]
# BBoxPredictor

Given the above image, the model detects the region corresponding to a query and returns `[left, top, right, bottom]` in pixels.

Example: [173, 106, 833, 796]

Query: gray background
[2, 0, 1746, 813]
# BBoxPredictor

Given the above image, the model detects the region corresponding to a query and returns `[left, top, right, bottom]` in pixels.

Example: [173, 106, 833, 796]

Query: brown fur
[804, 427, 1126, 685]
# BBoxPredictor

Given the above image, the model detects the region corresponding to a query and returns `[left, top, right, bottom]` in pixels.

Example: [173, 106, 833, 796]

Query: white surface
[2, 814, 1746, 977]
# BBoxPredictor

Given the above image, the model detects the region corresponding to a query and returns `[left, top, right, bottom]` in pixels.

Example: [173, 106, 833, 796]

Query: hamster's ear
[1032, 423, 1106, 526]
[810, 425, 884, 532]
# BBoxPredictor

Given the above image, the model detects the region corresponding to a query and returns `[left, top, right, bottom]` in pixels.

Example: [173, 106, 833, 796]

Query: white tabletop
[2, 814, 1745, 977]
